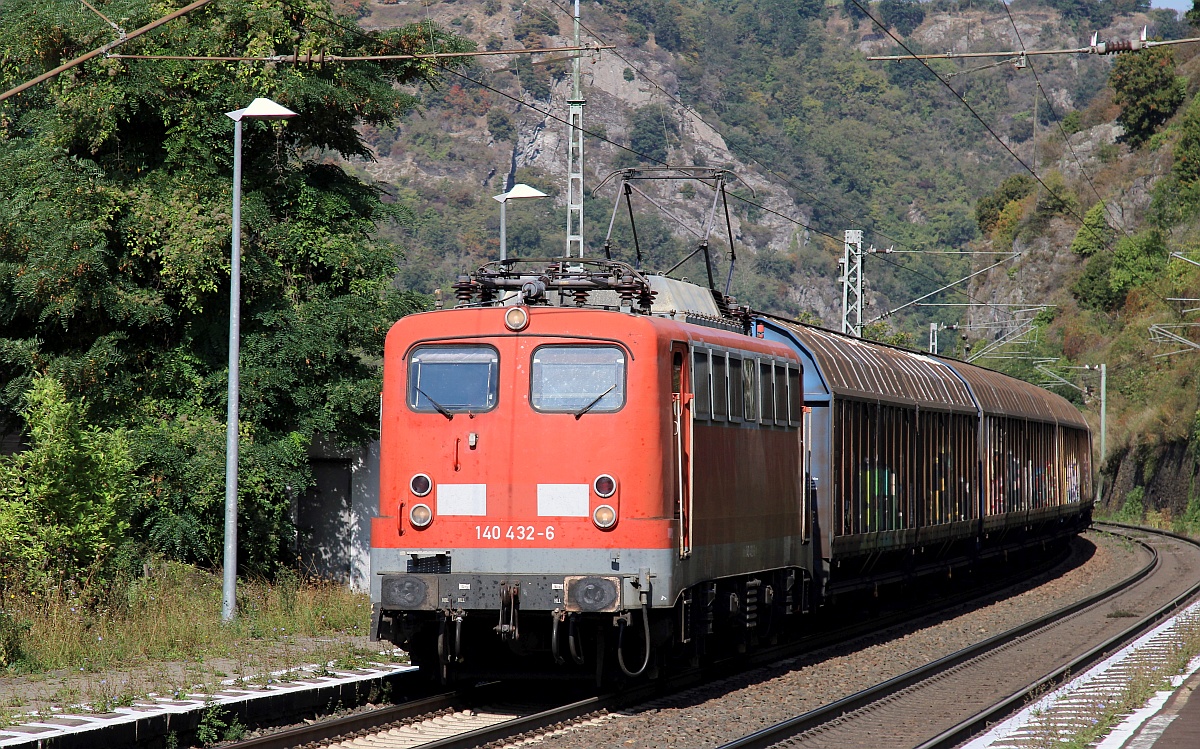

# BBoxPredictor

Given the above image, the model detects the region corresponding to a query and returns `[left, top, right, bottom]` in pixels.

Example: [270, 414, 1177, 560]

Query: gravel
[507, 531, 1145, 749]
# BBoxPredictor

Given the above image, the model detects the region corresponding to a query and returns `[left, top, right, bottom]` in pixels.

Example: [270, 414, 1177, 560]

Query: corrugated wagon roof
[937, 356, 1089, 429]
[770, 320, 976, 413]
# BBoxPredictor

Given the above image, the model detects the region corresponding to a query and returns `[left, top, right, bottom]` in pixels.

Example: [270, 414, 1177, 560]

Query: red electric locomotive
[371, 260, 810, 680]
[370, 258, 1092, 682]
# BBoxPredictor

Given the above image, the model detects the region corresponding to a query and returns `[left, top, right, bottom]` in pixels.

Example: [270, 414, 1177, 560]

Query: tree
[1110, 47, 1186, 148]
[0, 1, 470, 574]
[879, 0, 926, 36]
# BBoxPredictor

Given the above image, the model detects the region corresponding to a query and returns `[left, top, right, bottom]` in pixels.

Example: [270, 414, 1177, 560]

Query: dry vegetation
[0, 561, 390, 724]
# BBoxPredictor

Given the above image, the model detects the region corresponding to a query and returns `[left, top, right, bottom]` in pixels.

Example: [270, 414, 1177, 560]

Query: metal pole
[565, 0, 585, 258]
[929, 323, 937, 354]
[500, 200, 507, 260]
[1098, 363, 1107, 503]
[222, 119, 243, 622]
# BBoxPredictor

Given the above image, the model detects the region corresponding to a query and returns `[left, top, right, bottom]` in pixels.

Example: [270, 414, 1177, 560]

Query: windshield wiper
[415, 386, 454, 420]
[573, 385, 617, 420]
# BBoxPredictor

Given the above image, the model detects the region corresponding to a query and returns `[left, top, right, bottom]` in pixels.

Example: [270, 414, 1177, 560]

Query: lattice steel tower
[565, 0, 585, 257]
[840, 230, 863, 337]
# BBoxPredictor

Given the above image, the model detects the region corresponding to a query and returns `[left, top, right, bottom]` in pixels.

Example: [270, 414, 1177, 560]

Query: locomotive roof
[765, 318, 1088, 428]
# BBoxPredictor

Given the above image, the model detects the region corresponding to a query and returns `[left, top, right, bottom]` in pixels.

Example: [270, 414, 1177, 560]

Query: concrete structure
[298, 439, 380, 592]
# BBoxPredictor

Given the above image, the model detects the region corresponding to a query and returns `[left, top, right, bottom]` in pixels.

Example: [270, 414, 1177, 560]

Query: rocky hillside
[355, 0, 1183, 326]
[353, 0, 1200, 520]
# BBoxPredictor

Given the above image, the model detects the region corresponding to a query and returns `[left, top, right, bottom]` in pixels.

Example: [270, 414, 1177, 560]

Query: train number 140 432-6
[475, 525, 555, 541]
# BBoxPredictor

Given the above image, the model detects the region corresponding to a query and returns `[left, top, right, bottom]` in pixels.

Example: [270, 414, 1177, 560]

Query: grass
[3, 561, 369, 673]
[0, 560, 395, 720]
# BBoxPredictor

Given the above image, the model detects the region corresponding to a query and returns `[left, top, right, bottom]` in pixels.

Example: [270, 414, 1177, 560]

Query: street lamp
[222, 97, 297, 622]
[493, 183, 549, 260]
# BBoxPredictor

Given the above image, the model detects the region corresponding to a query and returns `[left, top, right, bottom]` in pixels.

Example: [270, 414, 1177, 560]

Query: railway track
[714, 523, 1200, 749]
[222, 530, 1140, 749]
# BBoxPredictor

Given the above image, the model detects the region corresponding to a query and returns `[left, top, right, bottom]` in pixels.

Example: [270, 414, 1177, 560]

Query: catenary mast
[566, 0, 585, 257]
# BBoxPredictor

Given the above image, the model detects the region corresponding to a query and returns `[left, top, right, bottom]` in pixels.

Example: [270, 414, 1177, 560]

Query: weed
[0, 612, 31, 671]
[1107, 609, 1138, 618]
[194, 702, 228, 747]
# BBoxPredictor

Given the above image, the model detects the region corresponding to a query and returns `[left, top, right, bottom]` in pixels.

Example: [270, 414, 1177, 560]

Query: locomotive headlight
[410, 473, 432, 497]
[592, 504, 617, 529]
[409, 503, 433, 528]
[593, 474, 616, 498]
[504, 306, 529, 331]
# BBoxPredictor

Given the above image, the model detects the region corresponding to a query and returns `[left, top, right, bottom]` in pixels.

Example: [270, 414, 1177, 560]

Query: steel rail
[916, 523, 1200, 749]
[224, 685, 470, 749]
[714, 524, 1166, 749]
[223, 538, 1081, 749]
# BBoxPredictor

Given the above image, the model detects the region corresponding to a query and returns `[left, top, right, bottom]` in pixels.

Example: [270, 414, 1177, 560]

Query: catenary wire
[997, 0, 1132, 242]
[281, 0, 1024, 321]
[845, 0, 1171, 307]
[535, 0, 930, 254]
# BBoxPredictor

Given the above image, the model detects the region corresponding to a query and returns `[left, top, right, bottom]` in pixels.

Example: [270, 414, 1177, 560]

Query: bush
[513, 13, 558, 43]
[1109, 230, 1168, 297]
[1070, 202, 1116, 257]
[628, 105, 678, 165]
[976, 174, 1036, 234]
[1115, 486, 1146, 522]
[1034, 170, 1079, 220]
[1071, 251, 1124, 311]
[1173, 95, 1200, 186]
[0, 612, 31, 670]
[487, 108, 514, 142]
[0, 376, 139, 590]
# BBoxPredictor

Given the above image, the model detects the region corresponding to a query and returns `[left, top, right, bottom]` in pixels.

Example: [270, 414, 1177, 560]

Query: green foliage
[993, 198, 1026, 248]
[879, 0, 926, 36]
[487, 108, 514, 142]
[1109, 230, 1168, 297]
[1071, 202, 1116, 257]
[625, 19, 649, 46]
[1115, 486, 1146, 522]
[1071, 252, 1124, 311]
[623, 67, 636, 82]
[1061, 110, 1083, 135]
[976, 175, 1036, 235]
[0, 376, 138, 589]
[843, 0, 868, 24]
[1109, 47, 1186, 148]
[862, 320, 916, 348]
[511, 55, 551, 99]
[1034, 170, 1080, 220]
[0, 1, 457, 576]
[0, 612, 30, 670]
[628, 105, 678, 165]
[1173, 95, 1200, 187]
[513, 12, 558, 42]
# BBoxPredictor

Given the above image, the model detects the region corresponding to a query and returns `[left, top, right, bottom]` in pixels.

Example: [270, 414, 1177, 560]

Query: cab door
[671, 344, 693, 558]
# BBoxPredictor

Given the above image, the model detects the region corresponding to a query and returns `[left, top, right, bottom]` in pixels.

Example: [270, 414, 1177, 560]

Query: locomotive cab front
[371, 303, 680, 678]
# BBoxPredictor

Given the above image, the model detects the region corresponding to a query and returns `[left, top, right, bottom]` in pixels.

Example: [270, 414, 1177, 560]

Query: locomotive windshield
[408, 345, 499, 414]
[531, 345, 626, 414]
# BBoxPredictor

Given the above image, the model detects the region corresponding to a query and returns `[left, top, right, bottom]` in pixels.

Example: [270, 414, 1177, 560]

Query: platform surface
[1123, 667, 1200, 748]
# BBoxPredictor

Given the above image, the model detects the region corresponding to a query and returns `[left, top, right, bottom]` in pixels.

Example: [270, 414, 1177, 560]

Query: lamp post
[223, 97, 297, 622]
[493, 183, 549, 260]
